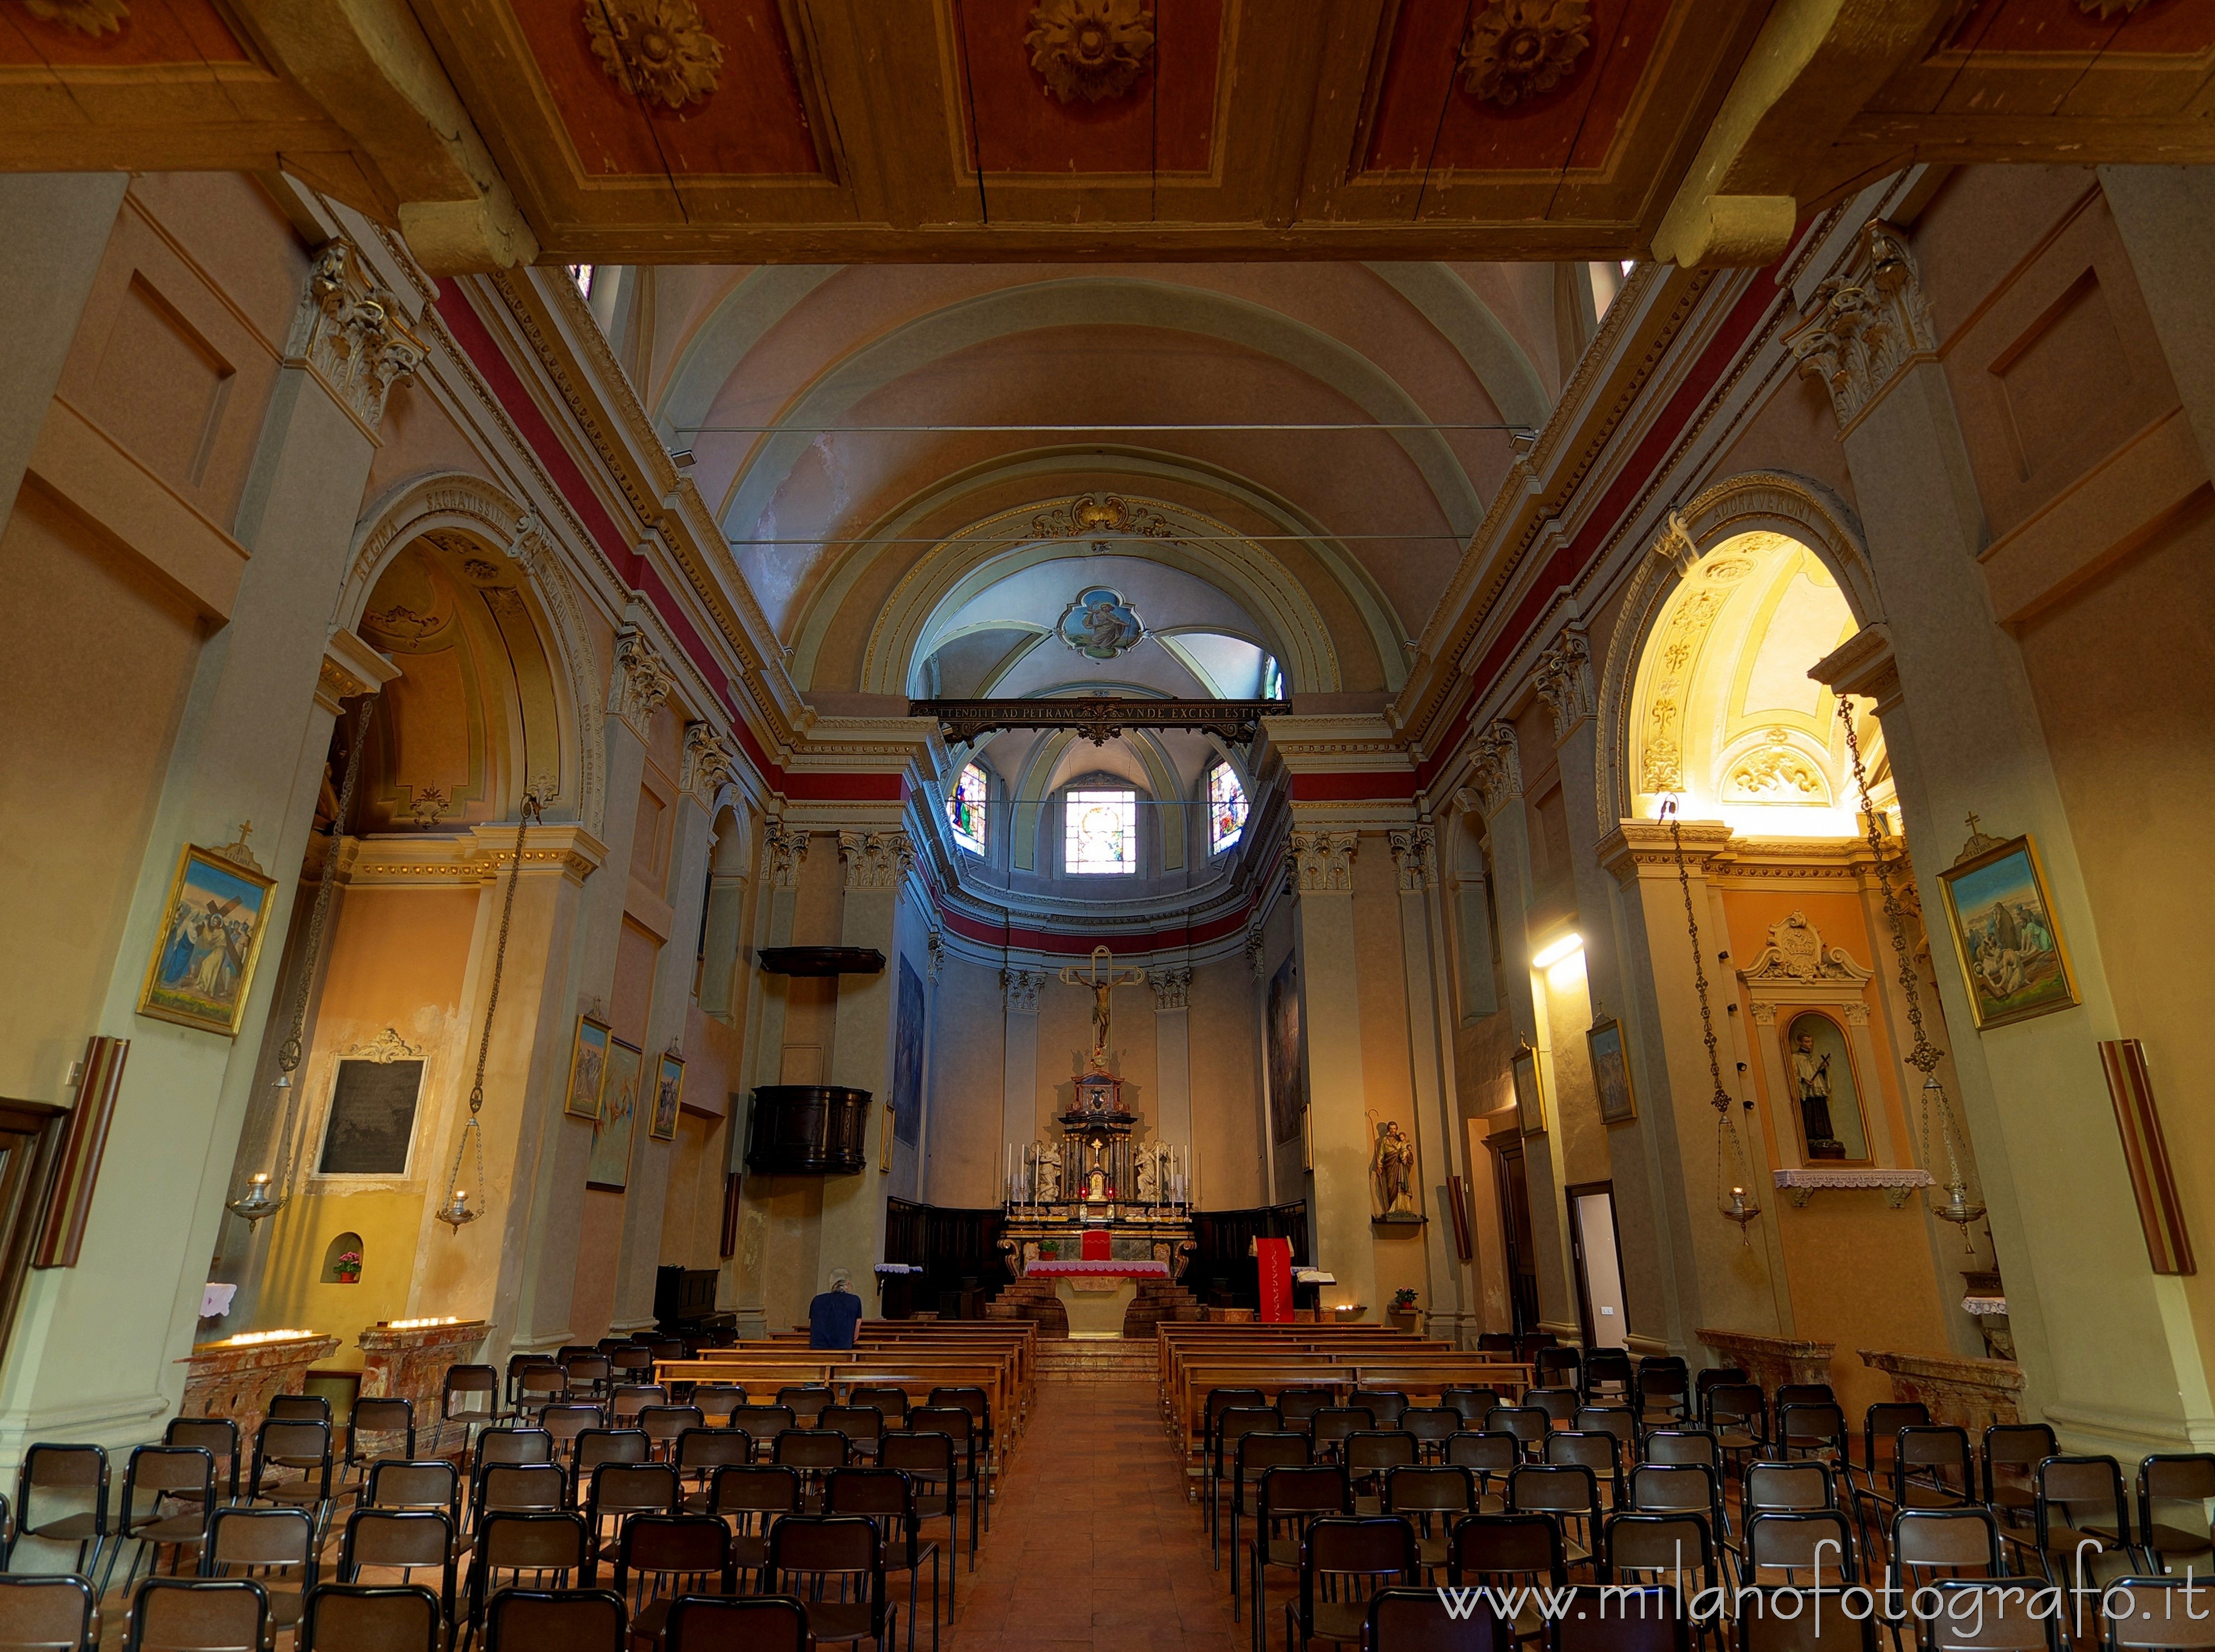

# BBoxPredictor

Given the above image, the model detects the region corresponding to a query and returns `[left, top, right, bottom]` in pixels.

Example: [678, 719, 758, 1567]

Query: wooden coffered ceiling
[1, 0, 2210, 271]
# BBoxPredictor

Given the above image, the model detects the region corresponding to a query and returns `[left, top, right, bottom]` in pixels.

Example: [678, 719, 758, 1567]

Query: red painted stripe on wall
[1415, 272, 1785, 794]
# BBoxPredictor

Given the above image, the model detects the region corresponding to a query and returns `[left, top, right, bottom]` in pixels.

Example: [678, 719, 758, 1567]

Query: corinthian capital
[608, 625, 674, 733]
[286, 238, 421, 431]
[762, 821, 807, 889]
[1784, 219, 1937, 430]
[1530, 629, 1594, 743]
[1468, 720, 1523, 816]
[1151, 966, 1193, 1011]
[839, 830, 915, 890]
[1001, 968, 1046, 1014]
[680, 721, 737, 802]
[1388, 826, 1436, 892]
[1290, 830, 1357, 892]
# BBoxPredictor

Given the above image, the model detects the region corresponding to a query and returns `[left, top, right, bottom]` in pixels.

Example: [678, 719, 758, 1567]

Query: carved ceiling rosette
[583, 0, 725, 110]
[1458, 0, 1593, 108]
[1025, 0, 1155, 104]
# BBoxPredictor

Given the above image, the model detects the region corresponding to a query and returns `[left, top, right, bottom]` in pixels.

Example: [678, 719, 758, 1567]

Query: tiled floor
[944, 1378, 1253, 1651]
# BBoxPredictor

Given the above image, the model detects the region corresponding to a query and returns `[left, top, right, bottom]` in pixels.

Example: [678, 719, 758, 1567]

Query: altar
[995, 946, 1196, 1337]
[1022, 1231, 1174, 1338]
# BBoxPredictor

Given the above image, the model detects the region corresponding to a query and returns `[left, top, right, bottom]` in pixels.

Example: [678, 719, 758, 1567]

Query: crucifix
[1058, 945, 1147, 1073]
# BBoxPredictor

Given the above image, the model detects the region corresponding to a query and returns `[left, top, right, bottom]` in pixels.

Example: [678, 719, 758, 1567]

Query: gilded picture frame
[650, 1052, 684, 1142]
[587, 1037, 642, 1191]
[137, 844, 278, 1037]
[1512, 1044, 1546, 1136]
[1587, 1017, 1636, 1125]
[563, 1016, 611, 1121]
[1936, 833, 2079, 1030]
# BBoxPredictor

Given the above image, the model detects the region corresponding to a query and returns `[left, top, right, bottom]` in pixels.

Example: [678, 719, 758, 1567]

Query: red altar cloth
[1024, 1259, 1170, 1279]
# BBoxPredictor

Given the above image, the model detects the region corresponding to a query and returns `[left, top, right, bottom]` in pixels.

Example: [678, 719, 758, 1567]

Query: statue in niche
[1133, 1144, 1157, 1203]
[1374, 1120, 1417, 1215]
[1791, 1027, 1846, 1159]
[1035, 1141, 1063, 1201]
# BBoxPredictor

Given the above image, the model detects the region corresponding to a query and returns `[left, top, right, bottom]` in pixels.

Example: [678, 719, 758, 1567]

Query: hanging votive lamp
[1923, 1075, 1986, 1245]
[228, 701, 376, 1230]
[437, 793, 539, 1233]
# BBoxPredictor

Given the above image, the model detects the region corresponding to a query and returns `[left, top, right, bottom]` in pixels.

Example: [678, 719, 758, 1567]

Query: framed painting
[564, 1016, 611, 1121]
[137, 844, 278, 1036]
[1587, 1017, 1636, 1126]
[588, 1038, 642, 1191]
[1512, 1044, 1546, 1136]
[650, 1052, 684, 1142]
[1937, 833, 2079, 1030]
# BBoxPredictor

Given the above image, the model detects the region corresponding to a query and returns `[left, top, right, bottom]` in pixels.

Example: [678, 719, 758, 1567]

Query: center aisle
[946, 1378, 1250, 1650]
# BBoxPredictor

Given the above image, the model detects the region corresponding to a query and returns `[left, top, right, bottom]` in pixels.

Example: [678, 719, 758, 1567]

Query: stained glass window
[1065, 789, 1137, 875]
[566, 264, 595, 298]
[1262, 656, 1285, 701]
[1207, 763, 1247, 855]
[949, 763, 988, 854]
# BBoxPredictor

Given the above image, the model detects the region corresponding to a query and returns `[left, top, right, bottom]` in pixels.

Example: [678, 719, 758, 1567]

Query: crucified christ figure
[1058, 945, 1147, 1072]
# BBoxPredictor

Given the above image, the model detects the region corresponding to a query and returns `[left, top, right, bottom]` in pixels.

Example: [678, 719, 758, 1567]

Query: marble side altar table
[181, 1331, 343, 1424]
[358, 1318, 491, 1412]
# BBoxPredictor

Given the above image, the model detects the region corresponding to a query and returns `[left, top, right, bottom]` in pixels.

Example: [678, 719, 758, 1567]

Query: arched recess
[1009, 728, 1187, 875]
[1592, 473, 1882, 840]
[703, 276, 1492, 543]
[698, 787, 754, 1022]
[792, 454, 1400, 693]
[345, 472, 606, 835]
[651, 265, 841, 444]
[846, 493, 1351, 697]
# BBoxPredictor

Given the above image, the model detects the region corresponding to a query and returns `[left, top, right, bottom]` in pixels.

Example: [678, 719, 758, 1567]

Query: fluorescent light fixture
[1531, 932, 1584, 970]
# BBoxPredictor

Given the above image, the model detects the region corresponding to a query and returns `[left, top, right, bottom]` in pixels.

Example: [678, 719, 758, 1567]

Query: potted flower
[333, 1250, 362, 1285]
[1388, 1287, 1420, 1330]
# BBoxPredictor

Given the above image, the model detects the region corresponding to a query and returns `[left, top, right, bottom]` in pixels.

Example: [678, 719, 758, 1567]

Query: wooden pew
[657, 1349, 1024, 1471]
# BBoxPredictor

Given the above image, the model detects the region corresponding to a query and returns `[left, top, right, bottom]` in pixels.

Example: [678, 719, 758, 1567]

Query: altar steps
[984, 1274, 1201, 1351]
[1122, 1276, 1203, 1337]
[1038, 1339, 1159, 1381]
[984, 1276, 1068, 1337]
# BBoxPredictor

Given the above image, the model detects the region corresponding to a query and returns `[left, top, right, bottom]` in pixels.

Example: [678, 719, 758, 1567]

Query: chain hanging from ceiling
[1661, 798, 1762, 1239]
[436, 792, 541, 1232]
[1837, 698, 1986, 1248]
[227, 697, 376, 1229]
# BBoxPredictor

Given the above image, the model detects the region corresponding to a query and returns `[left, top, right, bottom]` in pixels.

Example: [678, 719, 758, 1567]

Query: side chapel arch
[343, 472, 606, 835]
[1593, 473, 1883, 839]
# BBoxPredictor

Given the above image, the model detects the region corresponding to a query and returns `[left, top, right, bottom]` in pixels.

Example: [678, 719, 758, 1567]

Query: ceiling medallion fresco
[1457, 0, 1593, 108]
[18, 0, 129, 33]
[1025, 0, 1156, 103]
[582, 0, 725, 110]
[1056, 586, 1146, 661]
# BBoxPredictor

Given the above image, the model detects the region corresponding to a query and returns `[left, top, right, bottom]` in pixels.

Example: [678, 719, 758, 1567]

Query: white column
[1390, 828, 1471, 1345]
[728, 823, 806, 1338]
[509, 624, 660, 1354]
[1790, 219, 2207, 1454]
[608, 724, 733, 1331]
[1151, 967, 1193, 1147]
[818, 830, 914, 1301]
[1000, 969, 1042, 1177]
[1290, 826, 1377, 1317]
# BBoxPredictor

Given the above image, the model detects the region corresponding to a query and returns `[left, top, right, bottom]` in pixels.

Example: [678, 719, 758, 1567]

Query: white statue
[1133, 1144, 1158, 1203]
[1035, 1141, 1063, 1202]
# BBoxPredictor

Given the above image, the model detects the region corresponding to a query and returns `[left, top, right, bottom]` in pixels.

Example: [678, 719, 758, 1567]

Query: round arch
[840, 492, 1351, 698]
[344, 471, 606, 834]
[1592, 471, 1881, 839]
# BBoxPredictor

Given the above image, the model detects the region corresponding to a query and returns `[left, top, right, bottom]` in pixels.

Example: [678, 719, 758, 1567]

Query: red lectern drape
[1257, 1237, 1293, 1323]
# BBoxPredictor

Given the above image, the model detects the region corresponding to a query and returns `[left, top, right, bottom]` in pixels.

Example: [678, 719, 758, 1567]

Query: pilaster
[818, 829, 916, 1298]
[1151, 966, 1194, 1149]
[1793, 215, 2208, 1453]
[1000, 969, 1044, 1157]
[1388, 826, 1469, 1341]
[1289, 824, 1377, 1317]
